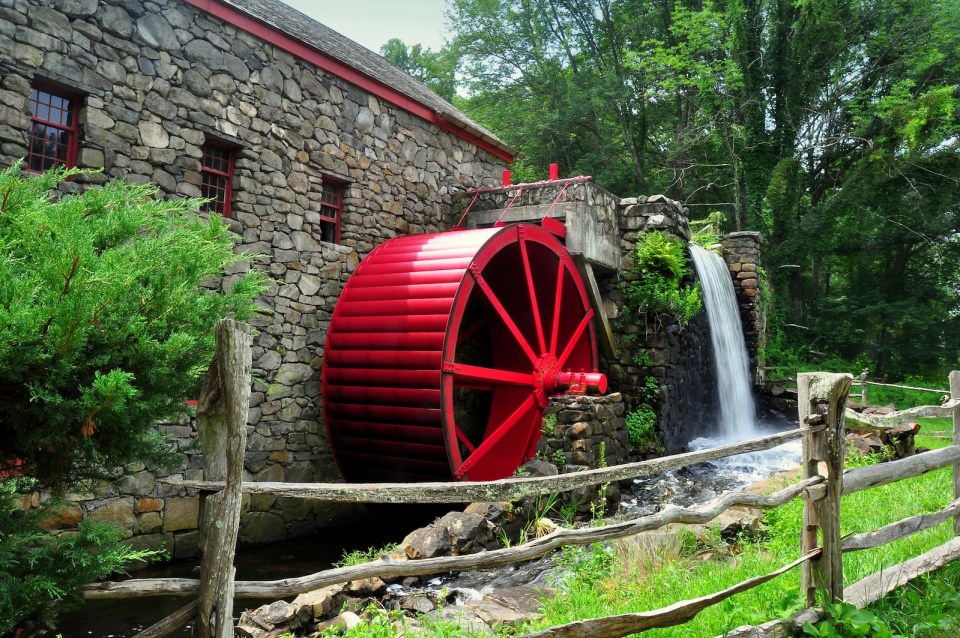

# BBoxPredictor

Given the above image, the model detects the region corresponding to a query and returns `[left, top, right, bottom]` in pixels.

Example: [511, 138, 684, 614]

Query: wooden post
[799, 372, 852, 607]
[860, 369, 868, 405]
[196, 319, 252, 638]
[951, 370, 960, 536]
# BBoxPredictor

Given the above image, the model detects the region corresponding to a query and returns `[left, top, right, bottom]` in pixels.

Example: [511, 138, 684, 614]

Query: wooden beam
[842, 445, 960, 495]
[132, 601, 199, 638]
[574, 259, 616, 359]
[951, 371, 960, 536]
[160, 427, 816, 504]
[196, 319, 252, 638]
[82, 477, 821, 600]
[844, 536, 960, 608]
[798, 372, 852, 607]
[518, 551, 820, 638]
[841, 498, 960, 552]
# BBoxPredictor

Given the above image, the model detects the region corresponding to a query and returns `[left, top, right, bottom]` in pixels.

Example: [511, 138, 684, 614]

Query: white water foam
[689, 244, 758, 442]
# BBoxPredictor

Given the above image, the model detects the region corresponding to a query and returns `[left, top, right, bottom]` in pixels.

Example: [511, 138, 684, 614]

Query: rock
[465, 599, 528, 626]
[520, 458, 558, 477]
[399, 592, 436, 614]
[344, 577, 387, 597]
[437, 511, 495, 554]
[401, 523, 451, 559]
[162, 496, 198, 532]
[291, 584, 343, 620]
[484, 586, 554, 614]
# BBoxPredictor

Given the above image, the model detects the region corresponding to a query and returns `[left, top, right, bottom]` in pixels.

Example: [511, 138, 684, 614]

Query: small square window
[200, 141, 235, 217]
[318, 179, 344, 243]
[26, 85, 80, 173]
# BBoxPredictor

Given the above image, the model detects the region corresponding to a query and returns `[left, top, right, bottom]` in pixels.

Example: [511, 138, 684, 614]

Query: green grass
[868, 559, 960, 637]
[519, 458, 956, 637]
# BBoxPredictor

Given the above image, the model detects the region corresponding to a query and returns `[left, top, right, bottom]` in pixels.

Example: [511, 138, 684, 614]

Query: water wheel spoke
[469, 266, 539, 365]
[549, 250, 567, 355]
[454, 425, 477, 454]
[455, 394, 538, 478]
[443, 361, 534, 387]
[519, 232, 547, 354]
[556, 308, 594, 369]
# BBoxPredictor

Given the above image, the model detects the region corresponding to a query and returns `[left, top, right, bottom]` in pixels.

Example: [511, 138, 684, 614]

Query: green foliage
[0, 164, 267, 491]
[621, 231, 702, 330]
[553, 543, 616, 591]
[689, 211, 726, 248]
[0, 482, 164, 633]
[552, 449, 566, 470]
[450, 0, 960, 379]
[334, 543, 400, 568]
[541, 413, 557, 437]
[871, 559, 960, 637]
[803, 602, 903, 638]
[380, 39, 457, 102]
[624, 404, 658, 448]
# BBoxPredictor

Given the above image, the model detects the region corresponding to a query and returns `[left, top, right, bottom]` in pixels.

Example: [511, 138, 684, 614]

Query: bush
[0, 164, 266, 491]
[621, 231, 702, 329]
[0, 482, 164, 634]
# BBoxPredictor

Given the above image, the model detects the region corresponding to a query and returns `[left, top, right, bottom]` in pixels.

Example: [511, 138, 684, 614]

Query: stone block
[162, 496, 199, 532]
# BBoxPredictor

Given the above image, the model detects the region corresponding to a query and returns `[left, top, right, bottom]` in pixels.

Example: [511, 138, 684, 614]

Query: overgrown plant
[689, 211, 726, 248]
[621, 231, 702, 331]
[0, 482, 164, 634]
[802, 601, 903, 638]
[0, 163, 267, 491]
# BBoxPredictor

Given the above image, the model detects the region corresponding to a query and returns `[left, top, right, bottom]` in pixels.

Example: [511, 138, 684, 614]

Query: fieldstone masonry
[1, 0, 506, 551]
[721, 231, 764, 379]
[1, 0, 768, 554]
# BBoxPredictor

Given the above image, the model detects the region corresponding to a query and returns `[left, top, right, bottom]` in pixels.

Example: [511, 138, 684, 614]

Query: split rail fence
[81, 321, 960, 638]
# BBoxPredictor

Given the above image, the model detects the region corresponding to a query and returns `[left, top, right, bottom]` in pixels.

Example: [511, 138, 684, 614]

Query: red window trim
[182, 0, 515, 164]
[26, 84, 81, 174]
[319, 178, 344, 244]
[200, 140, 235, 218]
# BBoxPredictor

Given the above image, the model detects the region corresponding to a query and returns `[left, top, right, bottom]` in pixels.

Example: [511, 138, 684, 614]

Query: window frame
[318, 177, 344, 244]
[26, 84, 81, 173]
[200, 140, 236, 218]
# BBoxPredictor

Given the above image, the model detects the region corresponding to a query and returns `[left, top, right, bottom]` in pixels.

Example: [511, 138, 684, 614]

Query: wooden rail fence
[80, 323, 960, 638]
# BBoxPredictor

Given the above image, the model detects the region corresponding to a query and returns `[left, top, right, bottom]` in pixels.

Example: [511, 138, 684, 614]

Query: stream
[54, 506, 443, 637]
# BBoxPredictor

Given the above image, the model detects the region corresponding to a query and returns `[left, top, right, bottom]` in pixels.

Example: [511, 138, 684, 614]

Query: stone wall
[536, 393, 628, 515]
[1, 0, 506, 548]
[720, 232, 764, 381]
[602, 195, 721, 452]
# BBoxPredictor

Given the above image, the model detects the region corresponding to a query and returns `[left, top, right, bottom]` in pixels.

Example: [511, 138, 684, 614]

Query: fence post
[860, 369, 868, 405]
[799, 372, 853, 607]
[951, 370, 960, 536]
[196, 319, 252, 638]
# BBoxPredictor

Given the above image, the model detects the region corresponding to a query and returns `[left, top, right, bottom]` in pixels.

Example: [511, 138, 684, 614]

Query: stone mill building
[0, 0, 764, 555]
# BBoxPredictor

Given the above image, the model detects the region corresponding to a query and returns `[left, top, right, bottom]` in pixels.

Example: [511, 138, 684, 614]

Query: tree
[0, 164, 266, 492]
[380, 38, 458, 101]
[448, 0, 960, 378]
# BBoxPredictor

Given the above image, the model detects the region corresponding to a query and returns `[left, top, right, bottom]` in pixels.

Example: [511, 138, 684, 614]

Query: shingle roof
[223, 0, 515, 157]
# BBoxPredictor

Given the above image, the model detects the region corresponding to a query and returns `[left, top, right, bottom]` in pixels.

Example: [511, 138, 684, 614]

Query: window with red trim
[318, 178, 344, 243]
[27, 85, 80, 173]
[200, 141, 235, 217]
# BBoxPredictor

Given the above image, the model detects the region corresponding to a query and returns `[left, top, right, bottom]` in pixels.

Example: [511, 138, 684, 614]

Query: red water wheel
[322, 223, 606, 482]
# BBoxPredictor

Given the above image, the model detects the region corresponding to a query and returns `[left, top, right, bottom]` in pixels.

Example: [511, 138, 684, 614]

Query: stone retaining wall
[720, 232, 764, 380]
[2, 0, 505, 549]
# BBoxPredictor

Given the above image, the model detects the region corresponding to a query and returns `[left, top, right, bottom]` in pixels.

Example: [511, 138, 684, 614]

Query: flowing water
[688, 243, 758, 442]
[621, 245, 802, 513]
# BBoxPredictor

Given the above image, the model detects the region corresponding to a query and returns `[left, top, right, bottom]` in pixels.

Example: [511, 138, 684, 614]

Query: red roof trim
[183, 0, 514, 163]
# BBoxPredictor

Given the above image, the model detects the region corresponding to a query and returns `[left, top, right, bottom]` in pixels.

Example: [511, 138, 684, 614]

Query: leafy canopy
[0, 164, 266, 492]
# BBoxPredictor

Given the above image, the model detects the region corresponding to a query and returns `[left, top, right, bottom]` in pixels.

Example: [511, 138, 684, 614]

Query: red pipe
[549, 163, 559, 180]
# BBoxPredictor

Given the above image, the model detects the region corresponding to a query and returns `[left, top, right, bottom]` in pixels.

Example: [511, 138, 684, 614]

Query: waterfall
[689, 244, 757, 441]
